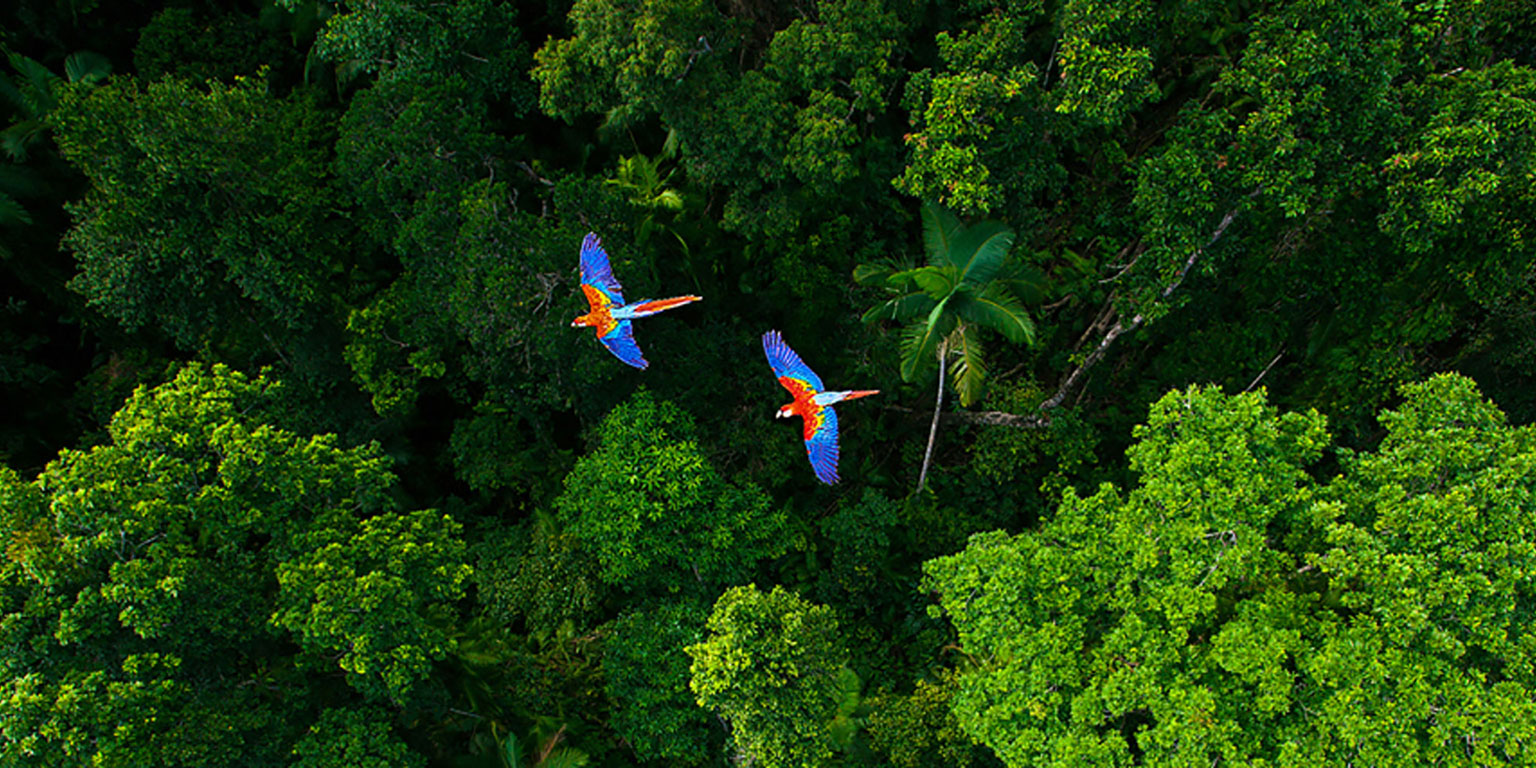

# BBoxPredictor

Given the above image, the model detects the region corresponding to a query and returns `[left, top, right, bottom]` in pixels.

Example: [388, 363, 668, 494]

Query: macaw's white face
[776, 406, 792, 419]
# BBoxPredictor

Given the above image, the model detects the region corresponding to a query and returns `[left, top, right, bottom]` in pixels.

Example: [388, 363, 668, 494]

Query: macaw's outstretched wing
[762, 330, 825, 392]
[804, 404, 840, 484]
[599, 319, 648, 369]
[580, 233, 626, 307]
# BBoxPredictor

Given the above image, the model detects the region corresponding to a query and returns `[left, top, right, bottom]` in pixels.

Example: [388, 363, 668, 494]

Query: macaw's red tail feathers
[842, 390, 880, 402]
[629, 295, 702, 317]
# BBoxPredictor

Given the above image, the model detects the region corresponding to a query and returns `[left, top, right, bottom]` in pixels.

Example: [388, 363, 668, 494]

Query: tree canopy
[2, 0, 1534, 764]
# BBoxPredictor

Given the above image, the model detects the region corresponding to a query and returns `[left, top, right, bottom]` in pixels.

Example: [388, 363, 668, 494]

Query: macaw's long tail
[839, 390, 880, 403]
[624, 295, 702, 318]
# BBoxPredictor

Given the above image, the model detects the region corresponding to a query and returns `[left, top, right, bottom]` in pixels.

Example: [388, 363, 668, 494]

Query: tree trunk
[917, 337, 948, 493]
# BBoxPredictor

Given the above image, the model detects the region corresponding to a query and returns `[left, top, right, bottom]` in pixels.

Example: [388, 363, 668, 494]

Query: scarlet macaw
[762, 330, 879, 484]
[571, 233, 701, 369]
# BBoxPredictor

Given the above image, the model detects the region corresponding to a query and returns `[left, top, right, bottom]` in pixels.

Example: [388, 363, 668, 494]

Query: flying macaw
[571, 233, 701, 369]
[762, 330, 879, 484]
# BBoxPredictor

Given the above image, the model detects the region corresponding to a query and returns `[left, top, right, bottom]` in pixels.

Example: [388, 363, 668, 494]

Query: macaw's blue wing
[762, 330, 825, 392]
[600, 319, 648, 369]
[580, 233, 626, 305]
[805, 405, 840, 484]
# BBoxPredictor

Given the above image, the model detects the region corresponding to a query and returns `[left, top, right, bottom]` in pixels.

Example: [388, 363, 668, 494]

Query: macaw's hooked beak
[775, 408, 790, 419]
[570, 318, 583, 328]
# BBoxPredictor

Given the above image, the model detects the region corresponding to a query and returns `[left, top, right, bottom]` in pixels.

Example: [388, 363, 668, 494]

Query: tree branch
[1244, 349, 1285, 393]
[883, 404, 1052, 430]
[1041, 200, 1250, 411]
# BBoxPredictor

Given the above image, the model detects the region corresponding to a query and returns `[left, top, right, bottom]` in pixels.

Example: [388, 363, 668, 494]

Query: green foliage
[1053, 0, 1158, 126]
[535, 0, 910, 236]
[8, 1, 1536, 765]
[1313, 374, 1536, 763]
[815, 489, 898, 599]
[926, 378, 1536, 766]
[688, 584, 850, 768]
[0, 364, 459, 764]
[133, 7, 294, 83]
[473, 514, 605, 634]
[293, 0, 530, 101]
[274, 507, 471, 702]
[967, 379, 1097, 491]
[342, 181, 584, 421]
[1381, 61, 1535, 312]
[54, 75, 343, 349]
[861, 202, 1035, 407]
[603, 599, 711, 763]
[866, 670, 989, 768]
[292, 707, 426, 768]
[895, 11, 1063, 218]
[335, 75, 504, 249]
[1, 46, 108, 253]
[554, 389, 787, 592]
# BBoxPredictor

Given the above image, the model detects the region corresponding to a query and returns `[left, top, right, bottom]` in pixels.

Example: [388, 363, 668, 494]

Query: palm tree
[858, 202, 1036, 492]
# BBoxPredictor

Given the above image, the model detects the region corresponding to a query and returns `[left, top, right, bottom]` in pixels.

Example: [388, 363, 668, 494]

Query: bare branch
[1244, 349, 1285, 393]
[1041, 199, 1251, 411]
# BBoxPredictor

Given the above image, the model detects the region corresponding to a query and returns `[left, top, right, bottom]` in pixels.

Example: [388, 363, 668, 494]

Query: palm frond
[540, 747, 591, 768]
[0, 190, 31, 227]
[6, 52, 59, 118]
[899, 303, 956, 382]
[1, 119, 47, 162]
[64, 51, 110, 85]
[502, 731, 522, 768]
[920, 201, 963, 269]
[860, 292, 936, 324]
[952, 286, 1036, 344]
[952, 220, 1015, 287]
[994, 261, 1049, 304]
[948, 323, 987, 407]
[908, 265, 957, 298]
[853, 261, 895, 287]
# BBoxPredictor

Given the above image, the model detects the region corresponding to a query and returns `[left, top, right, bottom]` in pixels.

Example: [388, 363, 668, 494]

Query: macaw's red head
[776, 404, 794, 419]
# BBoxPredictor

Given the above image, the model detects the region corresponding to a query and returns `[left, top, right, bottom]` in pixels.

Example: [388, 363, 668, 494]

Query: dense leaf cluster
[1, 0, 1533, 765]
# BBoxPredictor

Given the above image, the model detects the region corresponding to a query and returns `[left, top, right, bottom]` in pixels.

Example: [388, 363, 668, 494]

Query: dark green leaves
[553, 390, 788, 593]
[55, 76, 341, 349]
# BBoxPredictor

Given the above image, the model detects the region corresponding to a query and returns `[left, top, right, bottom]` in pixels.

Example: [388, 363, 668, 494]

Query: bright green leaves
[687, 584, 850, 768]
[1053, 0, 1158, 126]
[554, 390, 787, 592]
[926, 378, 1536, 766]
[274, 508, 471, 702]
[925, 386, 1329, 766]
[1315, 375, 1536, 761]
[896, 10, 1062, 218]
[0, 364, 458, 765]
[1380, 62, 1536, 309]
[54, 76, 340, 349]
